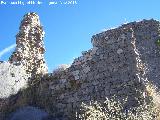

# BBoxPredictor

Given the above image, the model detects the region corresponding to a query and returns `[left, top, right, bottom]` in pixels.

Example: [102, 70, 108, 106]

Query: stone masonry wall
[1, 13, 160, 119]
[130, 21, 160, 88]
[34, 19, 160, 119]
[0, 13, 48, 119]
[9, 12, 48, 76]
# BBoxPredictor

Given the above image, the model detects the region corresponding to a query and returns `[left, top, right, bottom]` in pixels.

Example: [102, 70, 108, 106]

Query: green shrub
[156, 39, 160, 46]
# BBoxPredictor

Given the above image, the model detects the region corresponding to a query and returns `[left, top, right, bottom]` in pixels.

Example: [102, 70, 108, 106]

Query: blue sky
[0, 0, 160, 72]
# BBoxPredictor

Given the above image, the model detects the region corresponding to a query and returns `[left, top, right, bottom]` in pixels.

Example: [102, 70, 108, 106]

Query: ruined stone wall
[0, 13, 48, 119]
[34, 19, 160, 119]
[129, 20, 160, 88]
[9, 12, 48, 76]
[2, 13, 160, 119]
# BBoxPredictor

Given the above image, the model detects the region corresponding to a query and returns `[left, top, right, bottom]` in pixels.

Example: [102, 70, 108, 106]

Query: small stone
[83, 66, 90, 73]
[117, 48, 123, 54]
[59, 79, 67, 84]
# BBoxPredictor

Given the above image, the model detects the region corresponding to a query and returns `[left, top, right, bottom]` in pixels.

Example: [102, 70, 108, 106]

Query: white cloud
[0, 44, 16, 58]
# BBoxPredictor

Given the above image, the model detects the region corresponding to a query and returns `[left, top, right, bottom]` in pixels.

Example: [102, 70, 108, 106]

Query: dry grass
[77, 83, 160, 120]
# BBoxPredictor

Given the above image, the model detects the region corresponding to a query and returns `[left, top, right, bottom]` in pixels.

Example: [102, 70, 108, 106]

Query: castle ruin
[1, 13, 160, 119]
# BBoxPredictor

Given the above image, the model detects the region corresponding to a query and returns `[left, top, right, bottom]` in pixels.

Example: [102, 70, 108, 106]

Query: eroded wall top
[9, 12, 48, 76]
